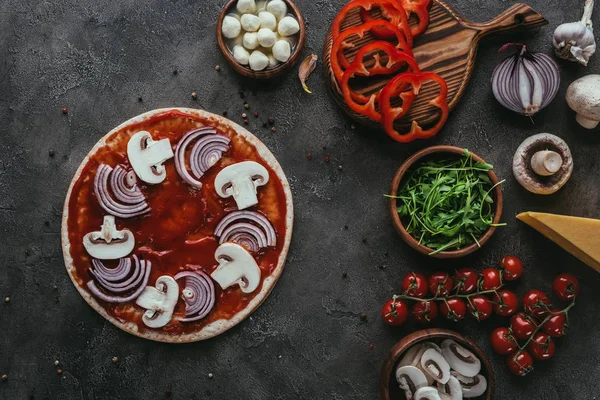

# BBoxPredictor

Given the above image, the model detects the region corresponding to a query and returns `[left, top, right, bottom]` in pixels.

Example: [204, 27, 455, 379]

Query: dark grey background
[1, 0, 600, 399]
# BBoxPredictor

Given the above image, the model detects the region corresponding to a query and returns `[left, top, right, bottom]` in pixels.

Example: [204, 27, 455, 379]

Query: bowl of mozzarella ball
[217, 0, 305, 78]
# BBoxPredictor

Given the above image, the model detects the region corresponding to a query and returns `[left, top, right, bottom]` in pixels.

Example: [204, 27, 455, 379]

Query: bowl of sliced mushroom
[380, 329, 494, 400]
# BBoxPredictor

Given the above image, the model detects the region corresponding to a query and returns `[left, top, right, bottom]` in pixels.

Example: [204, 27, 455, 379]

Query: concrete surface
[1, 0, 600, 399]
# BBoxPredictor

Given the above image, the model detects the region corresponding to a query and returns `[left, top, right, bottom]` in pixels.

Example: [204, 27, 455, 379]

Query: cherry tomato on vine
[440, 298, 467, 321]
[428, 272, 454, 297]
[506, 350, 534, 376]
[523, 290, 552, 317]
[552, 273, 579, 301]
[510, 312, 538, 340]
[490, 327, 518, 355]
[493, 289, 519, 317]
[381, 299, 409, 326]
[528, 332, 555, 360]
[468, 295, 493, 321]
[402, 272, 428, 298]
[412, 301, 438, 324]
[454, 268, 478, 294]
[479, 268, 502, 291]
[542, 310, 567, 337]
[498, 256, 523, 281]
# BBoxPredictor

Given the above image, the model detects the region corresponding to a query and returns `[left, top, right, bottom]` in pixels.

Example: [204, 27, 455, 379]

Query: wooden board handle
[467, 3, 547, 38]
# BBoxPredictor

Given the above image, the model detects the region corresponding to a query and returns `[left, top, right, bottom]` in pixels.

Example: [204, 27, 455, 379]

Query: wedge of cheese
[517, 212, 600, 273]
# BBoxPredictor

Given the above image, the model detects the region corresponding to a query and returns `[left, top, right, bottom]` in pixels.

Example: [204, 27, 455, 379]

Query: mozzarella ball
[268, 54, 279, 68]
[258, 11, 277, 30]
[249, 50, 269, 71]
[241, 14, 261, 32]
[267, 0, 287, 20]
[277, 16, 299, 36]
[242, 32, 259, 49]
[236, 0, 256, 14]
[272, 39, 291, 62]
[222, 15, 242, 39]
[233, 45, 250, 65]
[257, 28, 277, 48]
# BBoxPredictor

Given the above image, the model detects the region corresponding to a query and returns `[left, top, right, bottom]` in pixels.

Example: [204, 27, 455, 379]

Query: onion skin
[94, 164, 150, 218]
[214, 210, 276, 252]
[174, 270, 216, 322]
[87, 255, 152, 303]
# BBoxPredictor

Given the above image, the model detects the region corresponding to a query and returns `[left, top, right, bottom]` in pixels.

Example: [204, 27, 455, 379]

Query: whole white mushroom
[232, 45, 250, 65]
[277, 16, 300, 37]
[243, 32, 259, 50]
[257, 28, 277, 48]
[222, 15, 242, 39]
[272, 39, 291, 62]
[241, 13, 261, 32]
[267, 0, 287, 20]
[236, 0, 257, 14]
[249, 50, 269, 71]
[258, 11, 277, 30]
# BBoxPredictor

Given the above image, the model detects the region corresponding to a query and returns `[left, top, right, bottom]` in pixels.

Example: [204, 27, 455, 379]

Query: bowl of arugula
[388, 146, 504, 258]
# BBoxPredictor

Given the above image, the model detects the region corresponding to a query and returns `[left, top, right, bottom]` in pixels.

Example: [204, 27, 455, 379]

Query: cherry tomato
[402, 272, 428, 298]
[522, 290, 552, 317]
[542, 310, 567, 337]
[552, 273, 579, 301]
[468, 295, 493, 321]
[498, 256, 523, 281]
[454, 268, 478, 294]
[428, 272, 454, 297]
[493, 290, 519, 317]
[490, 327, 518, 355]
[440, 298, 467, 321]
[528, 332, 555, 360]
[510, 312, 538, 340]
[506, 350, 534, 376]
[479, 268, 502, 291]
[412, 301, 438, 324]
[381, 299, 409, 326]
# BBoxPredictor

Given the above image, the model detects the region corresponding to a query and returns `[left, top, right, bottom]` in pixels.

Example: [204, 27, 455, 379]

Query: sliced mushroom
[82, 215, 135, 260]
[127, 131, 174, 184]
[566, 74, 600, 129]
[513, 133, 573, 195]
[396, 365, 428, 400]
[420, 348, 451, 384]
[135, 275, 179, 328]
[441, 339, 481, 378]
[398, 343, 437, 386]
[214, 161, 269, 210]
[437, 376, 463, 400]
[211, 242, 261, 293]
[414, 387, 443, 400]
[451, 372, 487, 398]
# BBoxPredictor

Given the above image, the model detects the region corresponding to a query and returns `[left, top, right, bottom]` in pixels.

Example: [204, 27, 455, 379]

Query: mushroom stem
[531, 150, 563, 176]
[581, 0, 594, 28]
[576, 113, 600, 129]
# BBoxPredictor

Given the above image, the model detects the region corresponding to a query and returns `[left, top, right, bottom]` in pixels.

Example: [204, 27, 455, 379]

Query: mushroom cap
[513, 133, 573, 195]
[566, 74, 600, 121]
[135, 275, 179, 329]
[212, 242, 261, 293]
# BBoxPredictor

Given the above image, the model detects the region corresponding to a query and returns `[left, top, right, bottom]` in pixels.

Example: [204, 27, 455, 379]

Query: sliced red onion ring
[214, 211, 276, 252]
[174, 270, 215, 322]
[174, 127, 231, 188]
[86, 255, 151, 303]
[94, 164, 150, 219]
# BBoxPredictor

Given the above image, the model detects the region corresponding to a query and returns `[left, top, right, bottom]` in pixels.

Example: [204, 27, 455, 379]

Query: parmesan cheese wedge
[517, 212, 600, 273]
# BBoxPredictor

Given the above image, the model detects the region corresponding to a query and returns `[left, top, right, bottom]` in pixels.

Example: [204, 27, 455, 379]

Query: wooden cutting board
[323, 1, 547, 131]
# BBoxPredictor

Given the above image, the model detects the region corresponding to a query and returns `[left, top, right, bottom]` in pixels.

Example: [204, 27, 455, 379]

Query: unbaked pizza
[61, 108, 293, 342]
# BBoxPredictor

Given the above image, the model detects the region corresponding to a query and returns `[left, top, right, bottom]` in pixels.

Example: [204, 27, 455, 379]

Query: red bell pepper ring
[379, 71, 449, 142]
[340, 42, 419, 122]
[359, 0, 432, 39]
[332, 0, 413, 47]
[331, 19, 412, 85]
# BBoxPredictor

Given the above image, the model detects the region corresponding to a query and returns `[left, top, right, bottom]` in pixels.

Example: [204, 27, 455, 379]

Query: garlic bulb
[552, 0, 596, 66]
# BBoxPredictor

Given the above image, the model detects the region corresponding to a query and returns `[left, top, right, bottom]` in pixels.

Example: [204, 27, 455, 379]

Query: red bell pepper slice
[332, 0, 413, 47]
[331, 19, 412, 85]
[379, 71, 449, 142]
[358, 0, 432, 39]
[340, 42, 419, 122]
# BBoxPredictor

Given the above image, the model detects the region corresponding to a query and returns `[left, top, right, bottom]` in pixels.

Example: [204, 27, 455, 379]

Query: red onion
[94, 164, 150, 218]
[174, 270, 215, 322]
[175, 127, 231, 188]
[491, 44, 560, 117]
[86, 255, 151, 303]
[214, 211, 276, 252]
